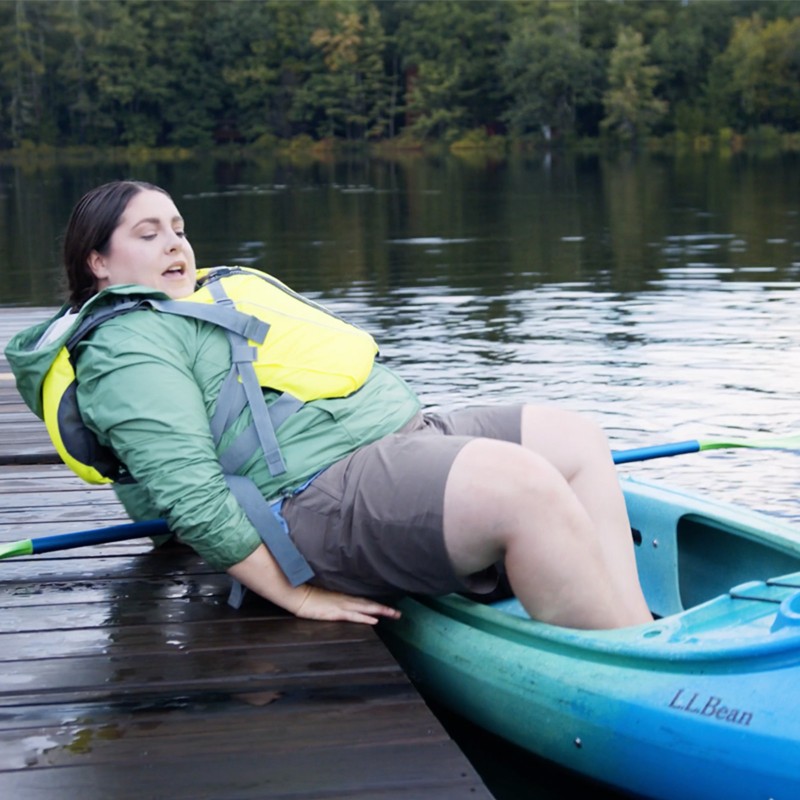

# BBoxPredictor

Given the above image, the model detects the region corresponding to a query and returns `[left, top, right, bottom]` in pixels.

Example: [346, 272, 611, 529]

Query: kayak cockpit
[624, 478, 800, 619]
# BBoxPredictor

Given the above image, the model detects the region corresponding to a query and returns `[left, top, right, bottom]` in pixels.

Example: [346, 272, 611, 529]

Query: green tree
[71, 0, 219, 147]
[712, 14, 800, 133]
[395, 1, 511, 141]
[499, 7, 599, 141]
[0, 0, 59, 146]
[601, 25, 667, 142]
[648, 1, 734, 135]
[213, 0, 318, 142]
[304, 2, 389, 141]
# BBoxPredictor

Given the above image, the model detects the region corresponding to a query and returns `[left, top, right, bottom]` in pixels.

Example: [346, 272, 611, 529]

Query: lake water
[1, 150, 799, 797]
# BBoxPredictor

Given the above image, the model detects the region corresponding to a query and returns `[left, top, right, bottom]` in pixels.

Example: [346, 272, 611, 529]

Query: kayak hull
[381, 478, 800, 799]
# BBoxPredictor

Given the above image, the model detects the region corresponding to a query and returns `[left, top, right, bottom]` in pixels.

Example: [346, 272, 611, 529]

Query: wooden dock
[0, 308, 493, 799]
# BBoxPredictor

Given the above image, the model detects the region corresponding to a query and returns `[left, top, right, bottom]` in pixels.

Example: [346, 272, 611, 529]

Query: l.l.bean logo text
[668, 689, 753, 727]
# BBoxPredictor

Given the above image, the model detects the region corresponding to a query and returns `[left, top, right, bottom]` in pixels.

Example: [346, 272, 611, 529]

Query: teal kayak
[381, 478, 800, 799]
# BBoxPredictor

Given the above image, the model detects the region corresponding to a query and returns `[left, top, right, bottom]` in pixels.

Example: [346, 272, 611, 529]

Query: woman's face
[88, 189, 196, 299]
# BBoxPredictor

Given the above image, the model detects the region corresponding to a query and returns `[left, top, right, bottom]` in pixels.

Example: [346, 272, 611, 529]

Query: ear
[87, 250, 109, 281]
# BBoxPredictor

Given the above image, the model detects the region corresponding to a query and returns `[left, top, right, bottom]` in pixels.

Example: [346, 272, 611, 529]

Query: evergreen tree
[601, 25, 667, 142]
[0, 0, 54, 146]
[395, 0, 511, 140]
[212, 0, 317, 142]
[304, 2, 390, 141]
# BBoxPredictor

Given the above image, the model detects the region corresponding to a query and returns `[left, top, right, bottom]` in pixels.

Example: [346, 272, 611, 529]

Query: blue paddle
[0, 518, 169, 561]
[612, 433, 800, 465]
[2, 432, 798, 560]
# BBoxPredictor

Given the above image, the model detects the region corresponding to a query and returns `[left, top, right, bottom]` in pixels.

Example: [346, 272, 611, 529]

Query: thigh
[281, 425, 499, 598]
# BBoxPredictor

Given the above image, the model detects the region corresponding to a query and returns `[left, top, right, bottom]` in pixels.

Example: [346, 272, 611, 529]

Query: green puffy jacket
[5, 283, 421, 570]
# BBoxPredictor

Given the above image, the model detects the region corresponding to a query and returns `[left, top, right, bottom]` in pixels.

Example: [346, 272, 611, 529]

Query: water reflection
[1, 153, 797, 522]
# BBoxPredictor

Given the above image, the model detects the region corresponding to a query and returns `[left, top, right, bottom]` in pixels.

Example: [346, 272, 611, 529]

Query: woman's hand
[291, 584, 401, 625]
[228, 544, 401, 625]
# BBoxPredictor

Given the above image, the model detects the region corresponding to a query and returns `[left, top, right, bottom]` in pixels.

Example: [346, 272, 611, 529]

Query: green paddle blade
[698, 433, 800, 452]
[0, 539, 34, 560]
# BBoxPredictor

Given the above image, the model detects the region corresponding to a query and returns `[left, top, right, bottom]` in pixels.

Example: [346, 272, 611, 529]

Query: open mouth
[163, 264, 186, 277]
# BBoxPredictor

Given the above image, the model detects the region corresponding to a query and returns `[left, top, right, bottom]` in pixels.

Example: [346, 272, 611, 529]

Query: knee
[521, 405, 612, 475]
[565, 410, 611, 453]
[447, 438, 565, 509]
[476, 443, 573, 512]
[444, 440, 594, 565]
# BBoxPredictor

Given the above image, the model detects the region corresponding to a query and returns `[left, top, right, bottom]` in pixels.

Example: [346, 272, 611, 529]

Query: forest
[3, 0, 800, 154]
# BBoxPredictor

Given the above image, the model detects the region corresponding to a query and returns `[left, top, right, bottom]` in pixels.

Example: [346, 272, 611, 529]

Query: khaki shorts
[281, 405, 522, 599]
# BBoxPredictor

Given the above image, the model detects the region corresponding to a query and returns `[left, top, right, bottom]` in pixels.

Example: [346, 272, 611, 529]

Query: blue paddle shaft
[31, 519, 170, 554]
[612, 440, 700, 465]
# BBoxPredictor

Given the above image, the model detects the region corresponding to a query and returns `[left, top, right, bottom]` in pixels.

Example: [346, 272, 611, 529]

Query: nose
[165, 230, 183, 251]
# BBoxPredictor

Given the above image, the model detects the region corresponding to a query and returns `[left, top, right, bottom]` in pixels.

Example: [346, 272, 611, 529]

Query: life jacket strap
[235, 351, 288, 476]
[197, 278, 312, 601]
[209, 368, 248, 441]
[152, 298, 269, 344]
[66, 298, 150, 354]
[218, 393, 305, 476]
[157, 291, 293, 477]
[224, 474, 314, 608]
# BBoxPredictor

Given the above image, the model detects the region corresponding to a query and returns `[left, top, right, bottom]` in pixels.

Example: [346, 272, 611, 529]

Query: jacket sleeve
[75, 312, 262, 570]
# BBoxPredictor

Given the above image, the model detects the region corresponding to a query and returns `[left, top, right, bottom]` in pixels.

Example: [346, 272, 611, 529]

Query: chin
[163, 283, 195, 300]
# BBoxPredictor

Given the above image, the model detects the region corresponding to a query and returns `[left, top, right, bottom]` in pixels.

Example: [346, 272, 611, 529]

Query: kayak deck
[490, 567, 800, 661]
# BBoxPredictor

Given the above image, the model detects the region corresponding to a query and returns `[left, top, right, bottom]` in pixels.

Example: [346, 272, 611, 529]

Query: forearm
[227, 543, 311, 614]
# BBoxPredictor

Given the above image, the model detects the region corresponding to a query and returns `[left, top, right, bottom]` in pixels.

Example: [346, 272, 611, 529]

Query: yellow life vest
[42, 266, 378, 485]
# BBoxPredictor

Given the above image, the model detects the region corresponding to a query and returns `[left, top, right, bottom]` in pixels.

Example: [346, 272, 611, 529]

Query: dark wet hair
[63, 180, 170, 309]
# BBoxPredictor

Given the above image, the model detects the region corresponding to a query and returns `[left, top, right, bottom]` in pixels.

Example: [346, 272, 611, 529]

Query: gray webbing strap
[232, 342, 287, 477]
[228, 579, 248, 610]
[153, 299, 269, 344]
[218, 394, 304, 475]
[225, 474, 314, 608]
[209, 368, 248, 442]
[267, 392, 305, 429]
[202, 279, 292, 478]
[199, 276, 312, 604]
[218, 425, 260, 475]
[66, 299, 149, 353]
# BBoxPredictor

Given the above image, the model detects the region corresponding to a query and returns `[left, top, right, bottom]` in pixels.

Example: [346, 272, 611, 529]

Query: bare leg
[442, 407, 651, 629]
[520, 405, 651, 619]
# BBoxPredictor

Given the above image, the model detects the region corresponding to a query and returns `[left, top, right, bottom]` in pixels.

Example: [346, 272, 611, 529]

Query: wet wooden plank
[0, 682, 441, 767]
[0, 307, 492, 800]
[1, 740, 480, 800]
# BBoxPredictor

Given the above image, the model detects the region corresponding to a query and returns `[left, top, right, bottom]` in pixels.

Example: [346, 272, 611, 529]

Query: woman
[6, 181, 652, 629]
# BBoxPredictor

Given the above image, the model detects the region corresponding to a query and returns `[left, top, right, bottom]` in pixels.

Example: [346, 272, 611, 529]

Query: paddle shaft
[612, 440, 700, 465]
[613, 432, 800, 465]
[3, 518, 170, 559]
[4, 433, 797, 558]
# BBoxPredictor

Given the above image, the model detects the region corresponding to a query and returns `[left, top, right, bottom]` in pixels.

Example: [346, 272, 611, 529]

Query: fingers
[329, 594, 402, 625]
[345, 601, 402, 626]
[296, 586, 401, 625]
[351, 599, 401, 620]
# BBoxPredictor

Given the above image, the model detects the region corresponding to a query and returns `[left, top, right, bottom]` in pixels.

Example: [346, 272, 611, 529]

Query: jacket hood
[4, 284, 170, 419]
